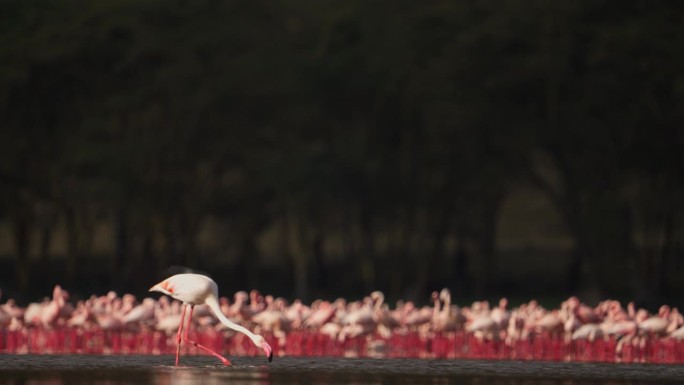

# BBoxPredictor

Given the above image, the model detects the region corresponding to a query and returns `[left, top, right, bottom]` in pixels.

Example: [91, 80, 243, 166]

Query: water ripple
[1, 355, 684, 384]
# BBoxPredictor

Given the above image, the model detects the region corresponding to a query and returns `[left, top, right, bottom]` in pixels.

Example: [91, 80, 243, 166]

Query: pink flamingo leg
[183, 305, 231, 366]
[175, 304, 188, 366]
[183, 305, 193, 342]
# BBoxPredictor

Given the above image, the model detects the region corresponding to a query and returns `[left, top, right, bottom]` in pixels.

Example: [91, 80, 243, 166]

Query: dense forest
[1, 1, 683, 306]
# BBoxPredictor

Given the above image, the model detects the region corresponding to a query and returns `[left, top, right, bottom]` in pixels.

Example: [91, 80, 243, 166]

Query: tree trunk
[475, 197, 501, 298]
[113, 207, 128, 287]
[286, 204, 310, 301]
[163, 220, 177, 269]
[39, 218, 54, 263]
[566, 247, 583, 293]
[311, 232, 327, 291]
[564, 213, 600, 294]
[399, 206, 420, 301]
[452, 230, 469, 296]
[657, 203, 674, 297]
[358, 204, 375, 292]
[12, 214, 31, 295]
[141, 228, 156, 286]
[422, 198, 454, 294]
[65, 207, 79, 286]
[179, 207, 201, 269]
[239, 232, 259, 289]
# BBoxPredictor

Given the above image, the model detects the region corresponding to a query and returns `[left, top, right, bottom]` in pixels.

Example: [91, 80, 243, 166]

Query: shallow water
[1, 355, 684, 385]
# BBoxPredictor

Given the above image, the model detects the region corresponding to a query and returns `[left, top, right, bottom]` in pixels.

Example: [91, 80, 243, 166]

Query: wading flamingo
[150, 273, 273, 366]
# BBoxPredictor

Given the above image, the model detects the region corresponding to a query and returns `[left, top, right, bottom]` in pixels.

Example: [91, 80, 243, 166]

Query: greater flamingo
[150, 273, 273, 366]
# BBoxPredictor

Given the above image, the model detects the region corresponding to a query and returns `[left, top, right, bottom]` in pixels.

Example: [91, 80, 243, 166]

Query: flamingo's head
[253, 335, 273, 362]
[149, 280, 174, 296]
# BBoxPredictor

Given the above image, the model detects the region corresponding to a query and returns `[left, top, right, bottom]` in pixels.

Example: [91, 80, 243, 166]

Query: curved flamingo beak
[262, 341, 273, 362]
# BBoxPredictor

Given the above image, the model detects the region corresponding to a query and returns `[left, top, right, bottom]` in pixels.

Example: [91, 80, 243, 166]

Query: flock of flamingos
[2, 273, 684, 364]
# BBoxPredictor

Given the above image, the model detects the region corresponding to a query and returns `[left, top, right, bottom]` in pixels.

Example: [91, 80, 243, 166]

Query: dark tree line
[1, 0, 683, 305]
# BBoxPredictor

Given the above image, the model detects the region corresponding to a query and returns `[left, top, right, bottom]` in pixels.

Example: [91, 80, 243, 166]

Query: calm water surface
[1, 355, 683, 385]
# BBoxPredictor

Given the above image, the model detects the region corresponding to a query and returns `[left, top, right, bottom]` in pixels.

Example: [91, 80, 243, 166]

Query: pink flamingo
[40, 285, 70, 328]
[567, 296, 600, 324]
[122, 298, 156, 328]
[371, 291, 401, 336]
[532, 309, 564, 338]
[337, 296, 377, 341]
[1, 298, 25, 319]
[638, 305, 672, 337]
[252, 297, 292, 348]
[67, 301, 93, 328]
[284, 299, 307, 328]
[572, 323, 604, 341]
[303, 301, 336, 329]
[490, 298, 510, 331]
[431, 289, 464, 332]
[0, 305, 10, 328]
[231, 291, 258, 322]
[150, 273, 273, 366]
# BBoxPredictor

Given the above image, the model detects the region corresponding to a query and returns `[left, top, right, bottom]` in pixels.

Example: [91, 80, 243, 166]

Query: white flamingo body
[304, 301, 336, 329]
[603, 320, 637, 338]
[152, 274, 215, 304]
[155, 313, 183, 334]
[572, 323, 603, 341]
[150, 273, 273, 366]
[1, 300, 25, 319]
[24, 302, 45, 326]
[670, 325, 684, 340]
[639, 316, 668, 335]
[122, 298, 156, 325]
[0, 307, 10, 328]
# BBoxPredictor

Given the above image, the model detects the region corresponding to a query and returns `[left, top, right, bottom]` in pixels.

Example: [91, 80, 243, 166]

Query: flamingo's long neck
[432, 294, 441, 319]
[204, 293, 260, 345]
[441, 292, 451, 317]
[373, 293, 384, 311]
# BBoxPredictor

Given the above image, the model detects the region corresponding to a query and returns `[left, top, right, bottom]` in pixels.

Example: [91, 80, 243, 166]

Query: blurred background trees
[1, 0, 683, 308]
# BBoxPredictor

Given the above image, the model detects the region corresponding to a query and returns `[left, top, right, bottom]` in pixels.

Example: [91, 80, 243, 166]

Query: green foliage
[0, 0, 682, 302]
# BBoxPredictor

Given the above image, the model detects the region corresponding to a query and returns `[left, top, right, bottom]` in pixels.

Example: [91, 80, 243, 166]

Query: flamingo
[303, 300, 336, 329]
[149, 273, 273, 366]
[370, 291, 401, 336]
[572, 323, 604, 341]
[122, 298, 157, 329]
[638, 305, 671, 337]
[251, 300, 292, 349]
[0, 305, 10, 328]
[490, 298, 510, 331]
[337, 296, 377, 341]
[1, 298, 25, 319]
[532, 309, 564, 338]
[670, 324, 684, 340]
[434, 289, 466, 332]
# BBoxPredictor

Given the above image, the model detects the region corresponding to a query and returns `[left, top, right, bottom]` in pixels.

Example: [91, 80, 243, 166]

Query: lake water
[1, 355, 684, 385]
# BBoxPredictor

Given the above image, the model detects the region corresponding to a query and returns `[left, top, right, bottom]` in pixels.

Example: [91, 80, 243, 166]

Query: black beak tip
[268, 353, 273, 362]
